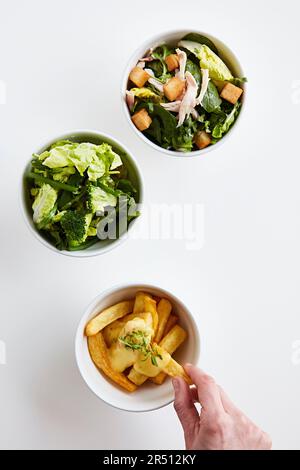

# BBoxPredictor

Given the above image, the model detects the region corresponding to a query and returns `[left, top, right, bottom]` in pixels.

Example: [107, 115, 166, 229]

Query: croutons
[129, 67, 150, 88]
[163, 77, 185, 101]
[131, 108, 152, 131]
[220, 82, 243, 105]
[165, 54, 179, 72]
[194, 131, 212, 150]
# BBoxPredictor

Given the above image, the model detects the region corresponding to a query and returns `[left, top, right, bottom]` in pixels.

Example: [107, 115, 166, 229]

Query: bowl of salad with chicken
[123, 30, 246, 156]
[21, 130, 143, 257]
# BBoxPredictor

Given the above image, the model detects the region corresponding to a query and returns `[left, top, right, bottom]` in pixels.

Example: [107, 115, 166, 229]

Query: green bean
[27, 172, 78, 192]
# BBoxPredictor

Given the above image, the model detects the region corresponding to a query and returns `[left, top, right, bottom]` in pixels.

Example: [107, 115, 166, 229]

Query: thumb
[173, 377, 199, 440]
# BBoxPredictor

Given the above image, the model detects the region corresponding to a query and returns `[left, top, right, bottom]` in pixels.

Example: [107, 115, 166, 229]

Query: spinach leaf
[185, 59, 201, 90]
[151, 45, 174, 80]
[145, 117, 162, 145]
[143, 103, 177, 147]
[147, 60, 163, 78]
[171, 117, 197, 152]
[202, 81, 222, 113]
[181, 33, 218, 55]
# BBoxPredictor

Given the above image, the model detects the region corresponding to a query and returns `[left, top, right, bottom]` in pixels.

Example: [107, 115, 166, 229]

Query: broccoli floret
[86, 183, 117, 213]
[32, 184, 57, 227]
[60, 211, 93, 247]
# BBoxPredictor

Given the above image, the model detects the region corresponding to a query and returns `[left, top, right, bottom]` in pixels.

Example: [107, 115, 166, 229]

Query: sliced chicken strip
[144, 68, 164, 93]
[161, 100, 181, 112]
[126, 90, 135, 111]
[191, 108, 199, 120]
[177, 71, 198, 127]
[175, 48, 187, 81]
[140, 48, 153, 61]
[196, 68, 210, 106]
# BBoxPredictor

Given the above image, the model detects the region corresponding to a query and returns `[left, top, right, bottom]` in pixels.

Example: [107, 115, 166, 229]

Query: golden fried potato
[85, 300, 134, 336]
[159, 325, 187, 354]
[151, 325, 187, 385]
[163, 314, 178, 336]
[87, 332, 137, 392]
[133, 292, 158, 335]
[102, 320, 125, 347]
[155, 298, 172, 343]
[127, 368, 148, 386]
[163, 358, 192, 385]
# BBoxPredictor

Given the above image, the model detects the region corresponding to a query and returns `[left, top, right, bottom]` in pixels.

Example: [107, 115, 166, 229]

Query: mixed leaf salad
[126, 33, 246, 153]
[26, 140, 140, 251]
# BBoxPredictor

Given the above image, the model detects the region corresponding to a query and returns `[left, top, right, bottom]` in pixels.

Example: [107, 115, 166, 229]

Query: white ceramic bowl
[75, 284, 200, 412]
[20, 129, 144, 258]
[122, 29, 246, 158]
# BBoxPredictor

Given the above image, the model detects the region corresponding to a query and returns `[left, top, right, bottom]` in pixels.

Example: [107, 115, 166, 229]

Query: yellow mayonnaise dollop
[108, 316, 153, 373]
[134, 345, 171, 377]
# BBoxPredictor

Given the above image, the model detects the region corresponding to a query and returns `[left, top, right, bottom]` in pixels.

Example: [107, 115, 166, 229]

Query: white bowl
[20, 129, 144, 258]
[75, 283, 200, 412]
[122, 29, 246, 158]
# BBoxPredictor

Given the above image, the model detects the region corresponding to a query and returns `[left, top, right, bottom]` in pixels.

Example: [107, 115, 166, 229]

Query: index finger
[184, 365, 225, 416]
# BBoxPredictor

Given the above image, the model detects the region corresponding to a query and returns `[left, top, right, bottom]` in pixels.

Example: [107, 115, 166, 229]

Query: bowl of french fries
[75, 284, 200, 412]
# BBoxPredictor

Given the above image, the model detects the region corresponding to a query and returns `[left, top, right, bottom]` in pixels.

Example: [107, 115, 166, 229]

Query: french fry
[145, 296, 158, 335]
[159, 325, 187, 355]
[163, 314, 178, 336]
[85, 300, 134, 336]
[151, 325, 187, 385]
[133, 292, 158, 335]
[128, 368, 148, 386]
[163, 358, 192, 385]
[151, 371, 166, 385]
[128, 327, 188, 386]
[154, 298, 172, 343]
[102, 320, 124, 347]
[87, 332, 137, 392]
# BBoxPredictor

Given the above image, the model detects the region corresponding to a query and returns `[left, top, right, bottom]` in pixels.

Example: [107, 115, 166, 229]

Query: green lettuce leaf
[178, 40, 233, 81]
[42, 146, 73, 168]
[32, 184, 57, 226]
[212, 102, 241, 139]
[68, 143, 96, 175]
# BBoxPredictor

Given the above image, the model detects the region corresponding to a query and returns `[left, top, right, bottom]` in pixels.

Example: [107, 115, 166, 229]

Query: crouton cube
[220, 82, 243, 105]
[194, 131, 212, 150]
[163, 77, 185, 101]
[129, 67, 150, 88]
[131, 108, 152, 131]
[165, 54, 179, 72]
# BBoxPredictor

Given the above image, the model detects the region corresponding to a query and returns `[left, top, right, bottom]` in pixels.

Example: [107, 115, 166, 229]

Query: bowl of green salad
[21, 130, 143, 257]
[122, 30, 246, 157]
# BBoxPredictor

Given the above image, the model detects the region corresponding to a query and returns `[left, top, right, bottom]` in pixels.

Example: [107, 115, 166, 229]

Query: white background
[1, 0, 300, 450]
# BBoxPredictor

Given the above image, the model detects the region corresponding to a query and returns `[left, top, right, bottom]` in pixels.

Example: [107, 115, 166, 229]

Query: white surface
[75, 284, 200, 412]
[0, 0, 300, 450]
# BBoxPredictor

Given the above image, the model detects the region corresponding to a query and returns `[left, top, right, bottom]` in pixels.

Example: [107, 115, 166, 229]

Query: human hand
[173, 365, 272, 450]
